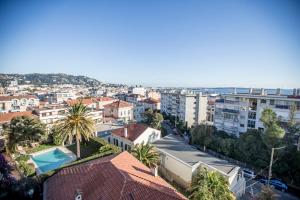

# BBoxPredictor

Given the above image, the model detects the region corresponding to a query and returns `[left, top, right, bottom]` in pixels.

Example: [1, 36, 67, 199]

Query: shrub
[19, 161, 35, 177]
[16, 155, 30, 162]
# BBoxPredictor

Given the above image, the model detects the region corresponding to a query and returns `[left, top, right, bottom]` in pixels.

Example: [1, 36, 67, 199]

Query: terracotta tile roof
[104, 100, 133, 109]
[0, 111, 33, 123]
[0, 95, 38, 101]
[142, 98, 160, 104]
[95, 97, 116, 102]
[111, 123, 150, 142]
[44, 151, 186, 200]
[66, 99, 95, 106]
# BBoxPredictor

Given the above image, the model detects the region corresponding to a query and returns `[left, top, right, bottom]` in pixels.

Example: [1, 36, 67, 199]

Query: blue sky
[0, 0, 299, 88]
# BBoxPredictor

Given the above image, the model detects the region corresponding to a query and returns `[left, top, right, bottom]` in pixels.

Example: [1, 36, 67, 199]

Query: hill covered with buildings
[0, 73, 102, 87]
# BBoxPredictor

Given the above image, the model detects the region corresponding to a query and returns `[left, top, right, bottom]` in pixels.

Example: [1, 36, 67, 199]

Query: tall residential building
[0, 95, 40, 113]
[161, 91, 207, 127]
[214, 88, 300, 136]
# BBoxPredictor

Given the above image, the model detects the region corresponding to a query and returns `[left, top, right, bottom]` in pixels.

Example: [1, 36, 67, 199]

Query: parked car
[259, 178, 288, 192]
[242, 169, 256, 179]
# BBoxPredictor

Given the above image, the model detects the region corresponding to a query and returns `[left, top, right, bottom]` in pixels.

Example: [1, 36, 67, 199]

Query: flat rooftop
[153, 134, 238, 175]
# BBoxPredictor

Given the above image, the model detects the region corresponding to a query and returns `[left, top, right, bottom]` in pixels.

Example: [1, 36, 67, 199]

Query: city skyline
[1, 0, 300, 88]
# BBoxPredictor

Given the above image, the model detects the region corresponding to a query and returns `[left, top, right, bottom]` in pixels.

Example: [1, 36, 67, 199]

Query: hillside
[0, 73, 102, 87]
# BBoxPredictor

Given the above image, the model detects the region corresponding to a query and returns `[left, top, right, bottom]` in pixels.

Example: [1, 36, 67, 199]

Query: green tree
[55, 102, 95, 159]
[261, 108, 278, 128]
[190, 168, 234, 200]
[260, 108, 285, 148]
[131, 142, 159, 168]
[287, 103, 300, 148]
[191, 124, 214, 151]
[234, 130, 269, 168]
[6, 116, 46, 153]
[143, 109, 164, 129]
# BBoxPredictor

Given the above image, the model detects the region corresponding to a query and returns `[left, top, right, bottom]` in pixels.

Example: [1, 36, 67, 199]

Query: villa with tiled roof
[43, 151, 186, 200]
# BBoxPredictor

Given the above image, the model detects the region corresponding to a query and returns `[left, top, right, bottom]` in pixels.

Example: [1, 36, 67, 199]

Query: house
[50, 92, 77, 103]
[153, 134, 245, 196]
[141, 98, 161, 110]
[66, 98, 97, 109]
[94, 97, 116, 109]
[43, 151, 186, 200]
[0, 95, 39, 113]
[101, 123, 161, 151]
[104, 100, 133, 122]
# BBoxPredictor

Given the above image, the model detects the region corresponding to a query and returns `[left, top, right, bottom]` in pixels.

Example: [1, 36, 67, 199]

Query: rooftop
[104, 100, 133, 109]
[153, 134, 238, 175]
[0, 111, 33, 123]
[0, 95, 38, 101]
[111, 123, 149, 142]
[44, 151, 186, 200]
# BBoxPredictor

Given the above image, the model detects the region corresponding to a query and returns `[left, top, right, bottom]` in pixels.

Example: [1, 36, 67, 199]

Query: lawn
[66, 139, 102, 159]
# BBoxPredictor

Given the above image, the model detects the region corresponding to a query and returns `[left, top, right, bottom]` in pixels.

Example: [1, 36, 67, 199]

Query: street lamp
[267, 146, 286, 187]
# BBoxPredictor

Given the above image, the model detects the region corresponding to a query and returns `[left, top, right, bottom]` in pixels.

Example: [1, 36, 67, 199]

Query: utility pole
[267, 146, 286, 187]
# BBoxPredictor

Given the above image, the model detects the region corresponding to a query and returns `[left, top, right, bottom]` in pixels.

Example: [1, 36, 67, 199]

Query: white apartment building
[214, 88, 300, 136]
[161, 91, 207, 127]
[50, 92, 77, 103]
[34, 106, 67, 126]
[0, 95, 39, 113]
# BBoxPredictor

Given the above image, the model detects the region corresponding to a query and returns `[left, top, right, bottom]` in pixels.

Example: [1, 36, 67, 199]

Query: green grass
[26, 144, 57, 154]
[66, 139, 102, 158]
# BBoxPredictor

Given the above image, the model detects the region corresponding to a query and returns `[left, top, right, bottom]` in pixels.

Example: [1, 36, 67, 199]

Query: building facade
[161, 91, 207, 127]
[0, 95, 39, 113]
[214, 89, 300, 136]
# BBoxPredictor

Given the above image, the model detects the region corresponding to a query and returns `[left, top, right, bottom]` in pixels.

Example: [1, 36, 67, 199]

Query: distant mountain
[0, 73, 102, 87]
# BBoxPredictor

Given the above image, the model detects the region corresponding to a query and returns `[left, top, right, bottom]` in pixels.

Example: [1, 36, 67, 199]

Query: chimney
[276, 88, 281, 95]
[150, 166, 158, 177]
[124, 127, 128, 138]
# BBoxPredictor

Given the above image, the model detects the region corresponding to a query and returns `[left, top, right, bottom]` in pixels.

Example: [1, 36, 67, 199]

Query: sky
[0, 0, 300, 88]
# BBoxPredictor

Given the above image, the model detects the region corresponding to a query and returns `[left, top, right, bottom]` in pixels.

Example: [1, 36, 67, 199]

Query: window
[270, 100, 275, 105]
[247, 120, 255, 128]
[248, 112, 256, 120]
[261, 99, 266, 104]
[120, 141, 123, 149]
[108, 137, 111, 143]
[42, 113, 46, 117]
[240, 124, 245, 127]
[125, 144, 127, 150]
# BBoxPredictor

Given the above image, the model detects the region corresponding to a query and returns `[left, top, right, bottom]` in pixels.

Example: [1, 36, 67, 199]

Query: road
[241, 178, 299, 200]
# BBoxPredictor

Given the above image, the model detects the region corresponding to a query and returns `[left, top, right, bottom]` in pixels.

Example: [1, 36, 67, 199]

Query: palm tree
[55, 102, 95, 159]
[131, 142, 159, 168]
[190, 167, 234, 200]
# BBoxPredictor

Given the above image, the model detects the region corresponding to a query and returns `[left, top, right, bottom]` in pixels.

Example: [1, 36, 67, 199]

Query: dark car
[259, 178, 288, 192]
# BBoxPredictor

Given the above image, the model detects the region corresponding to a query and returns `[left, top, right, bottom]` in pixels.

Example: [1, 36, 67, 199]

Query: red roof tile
[44, 151, 186, 200]
[104, 100, 133, 109]
[95, 97, 116, 102]
[111, 124, 149, 142]
[0, 95, 38, 101]
[0, 111, 33, 123]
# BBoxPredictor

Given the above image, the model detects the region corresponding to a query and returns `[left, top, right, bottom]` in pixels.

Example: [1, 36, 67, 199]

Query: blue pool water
[31, 148, 73, 173]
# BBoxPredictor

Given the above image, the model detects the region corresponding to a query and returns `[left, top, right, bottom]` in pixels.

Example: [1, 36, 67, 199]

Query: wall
[133, 127, 161, 145]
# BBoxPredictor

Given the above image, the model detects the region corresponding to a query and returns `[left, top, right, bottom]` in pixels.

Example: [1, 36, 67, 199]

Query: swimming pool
[31, 147, 76, 174]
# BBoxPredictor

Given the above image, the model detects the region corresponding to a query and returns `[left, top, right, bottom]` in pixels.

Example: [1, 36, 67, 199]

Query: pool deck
[29, 146, 76, 175]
